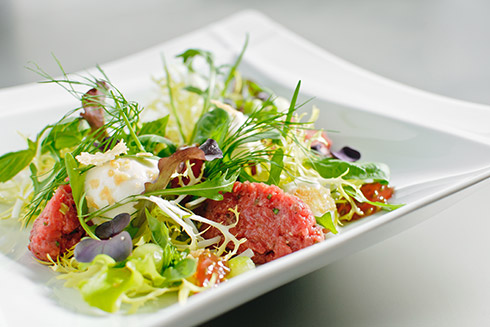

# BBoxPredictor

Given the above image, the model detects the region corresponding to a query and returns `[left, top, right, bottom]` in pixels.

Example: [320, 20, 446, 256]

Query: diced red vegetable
[337, 182, 394, 220]
[193, 250, 230, 287]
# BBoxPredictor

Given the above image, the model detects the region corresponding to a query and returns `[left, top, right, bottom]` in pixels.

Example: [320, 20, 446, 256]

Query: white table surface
[1, 1, 490, 326]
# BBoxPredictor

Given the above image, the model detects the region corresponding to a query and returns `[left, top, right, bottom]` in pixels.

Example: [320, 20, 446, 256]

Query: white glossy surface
[0, 5, 488, 325]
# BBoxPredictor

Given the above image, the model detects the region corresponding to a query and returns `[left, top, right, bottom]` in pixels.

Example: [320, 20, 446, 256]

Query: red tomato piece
[337, 182, 394, 220]
[193, 251, 230, 287]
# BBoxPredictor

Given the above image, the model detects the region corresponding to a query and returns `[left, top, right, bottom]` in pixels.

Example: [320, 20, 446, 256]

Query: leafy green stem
[119, 104, 145, 153]
[162, 55, 186, 144]
[189, 64, 216, 144]
[221, 34, 249, 97]
[77, 195, 98, 239]
[285, 80, 301, 135]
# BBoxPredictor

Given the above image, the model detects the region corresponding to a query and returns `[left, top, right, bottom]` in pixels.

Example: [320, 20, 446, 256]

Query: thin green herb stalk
[183, 49, 220, 144]
[201, 66, 216, 116]
[24, 138, 95, 226]
[188, 70, 216, 144]
[284, 80, 301, 135]
[21, 64, 151, 225]
[205, 102, 310, 180]
[77, 195, 98, 239]
[221, 34, 249, 98]
[118, 100, 145, 153]
[162, 54, 186, 144]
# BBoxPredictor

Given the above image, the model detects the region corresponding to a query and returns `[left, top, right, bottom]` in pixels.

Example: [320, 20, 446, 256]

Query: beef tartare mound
[28, 184, 85, 261]
[199, 181, 325, 264]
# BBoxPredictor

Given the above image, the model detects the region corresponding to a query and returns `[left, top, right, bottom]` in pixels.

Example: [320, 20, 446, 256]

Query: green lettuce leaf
[128, 244, 166, 286]
[77, 255, 144, 313]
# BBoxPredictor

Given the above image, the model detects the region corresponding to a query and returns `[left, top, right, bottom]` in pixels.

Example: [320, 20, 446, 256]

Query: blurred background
[2, 0, 490, 105]
[1, 0, 490, 326]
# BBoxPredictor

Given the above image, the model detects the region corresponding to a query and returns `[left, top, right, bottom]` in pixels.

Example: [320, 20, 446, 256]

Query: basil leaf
[137, 134, 176, 156]
[0, 139, 36, 182]
[41, 118, 84, 154]
[54, 134, 83, 150]
[139, 115, 169, 137]
[192, 108, 230, 145]
[311, 158, 390, 184]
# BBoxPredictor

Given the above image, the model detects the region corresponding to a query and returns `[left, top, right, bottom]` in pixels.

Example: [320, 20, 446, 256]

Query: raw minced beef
[28, 184, 85, 261]
[199, 181, 325, 264]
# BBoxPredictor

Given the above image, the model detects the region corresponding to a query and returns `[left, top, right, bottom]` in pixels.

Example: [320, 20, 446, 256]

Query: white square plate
[1, 10, 490, 327]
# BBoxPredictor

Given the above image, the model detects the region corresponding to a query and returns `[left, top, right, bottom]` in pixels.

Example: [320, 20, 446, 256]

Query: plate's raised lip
[143, 162, 490, 327]
[1, 9, 490, 327]
[207, 10, 490, 141]
[2, 9, 489, 143]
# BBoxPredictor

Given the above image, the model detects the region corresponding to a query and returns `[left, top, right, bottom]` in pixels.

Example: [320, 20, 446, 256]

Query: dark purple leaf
[332, 146, 361, 162]
[199, 139, 223, 161]
[74, 231, 132, 263]
[95, 213, 131, 239]
[81, 81, 109, 140]
[144, 140, 223, 194]
[146, 147, 205, 193]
